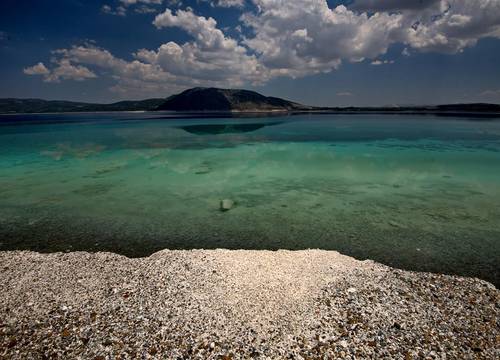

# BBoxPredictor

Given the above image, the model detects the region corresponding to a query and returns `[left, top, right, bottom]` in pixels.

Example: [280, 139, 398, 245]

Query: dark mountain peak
[156, 87, 307, 112]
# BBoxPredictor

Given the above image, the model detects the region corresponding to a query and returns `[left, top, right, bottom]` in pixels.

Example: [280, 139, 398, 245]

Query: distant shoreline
[2, 109, 500, 117]
[2, 87, 500, 116]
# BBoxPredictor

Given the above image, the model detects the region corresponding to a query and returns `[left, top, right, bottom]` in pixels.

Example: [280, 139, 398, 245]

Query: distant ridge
[315, 103, 500, 113]
[1, 88, 500, 114]
[0, 98, 165, 114]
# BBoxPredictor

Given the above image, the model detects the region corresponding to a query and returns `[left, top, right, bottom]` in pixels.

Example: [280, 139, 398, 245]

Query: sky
[1, 0, 500, 106]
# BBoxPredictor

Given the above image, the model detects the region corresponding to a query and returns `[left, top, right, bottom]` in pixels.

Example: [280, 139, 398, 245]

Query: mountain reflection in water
[178, 121, 284, 135]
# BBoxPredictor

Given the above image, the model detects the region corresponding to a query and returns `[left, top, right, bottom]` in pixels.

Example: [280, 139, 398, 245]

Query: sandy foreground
[0, 249, 498, 359]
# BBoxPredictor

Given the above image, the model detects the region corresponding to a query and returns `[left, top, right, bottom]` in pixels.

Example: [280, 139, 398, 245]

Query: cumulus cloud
[205, 0, 245, 8]
[51, 44, 186, 96]
[120, 0, 163, 4]
[27, 1, 500, 96]
[403, 1, 500, 53]
[46, 59, 97, 82]
[23, 62, 50, 75]
[371, 59, 394, 65]
[197, 0, 244, 8]
[351, 0, 441, 12]
[36, 39, 259, 97]
[478, 89, 500, 102]
[101, 4, 127, 16]
[25, 59, 96, 82]
[103, 0, 163, 16]
[135, 5, 158, 13]
[241, 0, 500, 75]
[351, 0, 500, 53]
[241, 1, 404, 77]
[151, 9, 266, 83]
[33, 8, 266, 96]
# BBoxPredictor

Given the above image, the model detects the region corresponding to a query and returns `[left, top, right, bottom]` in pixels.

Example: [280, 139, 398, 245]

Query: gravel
[0, 249, 498, 359]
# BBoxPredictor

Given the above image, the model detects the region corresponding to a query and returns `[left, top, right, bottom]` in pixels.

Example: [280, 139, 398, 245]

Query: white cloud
[27, 1, 500, 97]
[404, 1, 500, 53]
[153, 9, 231, 48]
[241, 1, 403, 77]
[151, 9, 266, 83]
[478, 89, 500, 102]
[101, 4, 112, 13]
[198, 0, 244, 8]
[336, 92, 353, 96]
[101, 4, 127, 16]
[23, 62, 50, 75]
[34, 7, 267, 96]
[480, 89, 500, 96]
[238, 0, 500, 75]
[135, 5, 158, 14]
[207, 0, 245, 8]
[24, 59, 96, 82]
[120, 0, 163, 4]
[45, 59, 97, 82]
[104, 0, 163, 16]
[0, 31, 5, 41]
[38, 40, 258, 97]
[350, 0, 441, 12]
[53, 44, 185, 96]
[371, 59, 394, 65]
[351, 0, 500, 53]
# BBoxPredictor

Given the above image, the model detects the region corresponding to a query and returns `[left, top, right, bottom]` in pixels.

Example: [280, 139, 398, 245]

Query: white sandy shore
[0, 249, 498, 359]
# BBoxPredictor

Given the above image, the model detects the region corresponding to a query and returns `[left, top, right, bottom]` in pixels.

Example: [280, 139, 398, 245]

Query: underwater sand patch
[40, 150, 64, 161]
[193, 160, 213, 175]
[92, 162, 127, 176]
[41, 143, 106, 161]
[72, 183, 114, 196]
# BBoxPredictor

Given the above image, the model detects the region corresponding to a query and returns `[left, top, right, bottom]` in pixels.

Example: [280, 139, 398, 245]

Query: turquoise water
[1, 113, 499, 286]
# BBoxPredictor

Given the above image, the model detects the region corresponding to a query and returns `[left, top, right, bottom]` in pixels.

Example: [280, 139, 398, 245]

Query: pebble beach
[0, 249, 498, 359]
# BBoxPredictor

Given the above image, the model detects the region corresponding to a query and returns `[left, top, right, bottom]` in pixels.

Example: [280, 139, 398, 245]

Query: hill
[156, 87, 308, 112]
[0, 98, 165, 114]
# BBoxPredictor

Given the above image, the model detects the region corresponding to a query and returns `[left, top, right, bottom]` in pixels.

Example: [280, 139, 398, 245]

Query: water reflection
[178, 121, 284, 135]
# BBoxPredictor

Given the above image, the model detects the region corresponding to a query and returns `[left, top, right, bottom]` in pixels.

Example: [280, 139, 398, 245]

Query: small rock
[103, 339, 113, 347]
[220, 199, 235, 212]
[347, 287, 357, 294]
[318, 334, 328, 343]
[388, 221, 400, 227]
[7, 338, 17, 348]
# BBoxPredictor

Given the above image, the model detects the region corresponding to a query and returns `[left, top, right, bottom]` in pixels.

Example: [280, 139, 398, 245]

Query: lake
[1, 112, 499, 286]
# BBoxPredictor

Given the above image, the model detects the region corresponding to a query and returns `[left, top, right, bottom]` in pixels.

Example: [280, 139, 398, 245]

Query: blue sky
[1, 0, 500, 106]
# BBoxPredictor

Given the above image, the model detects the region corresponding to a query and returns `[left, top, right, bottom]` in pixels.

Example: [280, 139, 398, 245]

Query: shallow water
[1, 112, 499, 286]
